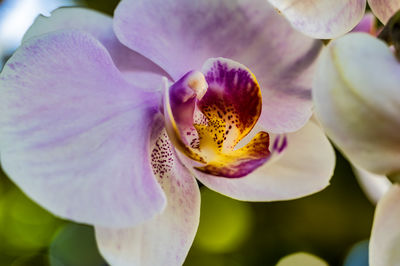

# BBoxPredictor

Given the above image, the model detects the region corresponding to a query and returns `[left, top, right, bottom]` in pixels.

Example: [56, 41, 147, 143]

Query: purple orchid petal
[0, 30, 167, 227]
[368, 0, 400, 24]
[95, 122, 200, 266]
[370, 184, 400, 266]
[179, 121, 335, 201]
[22, 7, 168, 89]
[268, 0, 366, 39]
[114, 0, 322, 133]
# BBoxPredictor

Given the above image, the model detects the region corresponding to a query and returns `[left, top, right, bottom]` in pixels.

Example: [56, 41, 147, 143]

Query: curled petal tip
[187, 71, 208, 100]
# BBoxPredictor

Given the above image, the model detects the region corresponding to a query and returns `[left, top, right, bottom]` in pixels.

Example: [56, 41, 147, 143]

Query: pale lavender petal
[0, 30, 166, 227]
[95, 123, 200, 266]
[114, 0, 322, 133]
[268, 0, 366, 38]
[353, 166, 391, 205]
[313, 33, 400, 175]
[368, 0, 400, 24]
[22, 7, 168, 89]
[370, 184, 400, 266]
[179, 121, 335, 201]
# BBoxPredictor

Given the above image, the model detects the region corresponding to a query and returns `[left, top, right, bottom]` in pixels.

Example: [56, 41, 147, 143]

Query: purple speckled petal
[268, 0, 366, 38]
[114, 0, 322, 133]
[313, 33, 400, 175]
[95, 122, 200, 266]
[22, 7, 168, 89]
[179, 121, 335, 201]
[0, 30, 167, 227]
[368, 0, 400, 24]
[370, 184, 400, 266]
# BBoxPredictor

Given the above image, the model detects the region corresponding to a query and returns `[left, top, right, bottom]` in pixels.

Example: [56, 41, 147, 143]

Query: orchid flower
[312, 12, 400, 264]
[0, 0, 335, 265]
[267, 0, 400, 39]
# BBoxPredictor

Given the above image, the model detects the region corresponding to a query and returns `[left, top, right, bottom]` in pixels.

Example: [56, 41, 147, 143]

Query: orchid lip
[163, 57, 272, 178]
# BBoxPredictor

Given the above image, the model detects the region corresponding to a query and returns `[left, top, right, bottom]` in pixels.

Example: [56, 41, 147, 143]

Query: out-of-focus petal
[370, 184, 400, 266]
[0, 31, 166, 227]
[268, 0, 365, 39]
[179, 121, 335, 201]
[95, 123, 200, 266]
[22, 7, 168, 89]
[351, 13, 377, 35]
[368, 0, 400, 24]
[114, 0, 322, 133]
[313, 33, 400, 175]
[353, 166, 391, 205]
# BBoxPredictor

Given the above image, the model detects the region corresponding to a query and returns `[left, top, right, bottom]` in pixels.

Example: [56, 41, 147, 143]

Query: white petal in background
[370, 184, 400, 266]
[368, 0, 400, 24]
[268, 0, 366, 39]
[353, 166, 391, 205]
[181, 120, 335, 201]
[96, 123, 200, 266]
[0, 30, 166, 227]
[313, 33, 400, 175]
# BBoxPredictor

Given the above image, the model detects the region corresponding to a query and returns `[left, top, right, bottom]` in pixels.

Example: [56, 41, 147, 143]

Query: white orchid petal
[353, 166, 392, 205]
[268, 0, 366, 38]
[368, 0, 400, 24]
[370, 184, 400, 266]
[313, 33, 400, 175]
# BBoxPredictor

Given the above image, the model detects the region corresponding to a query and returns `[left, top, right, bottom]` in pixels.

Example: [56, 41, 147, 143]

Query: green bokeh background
[0, 1, 375, 265]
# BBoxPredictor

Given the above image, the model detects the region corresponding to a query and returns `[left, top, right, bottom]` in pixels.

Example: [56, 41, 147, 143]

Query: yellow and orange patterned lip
[163, 57, 272, 178]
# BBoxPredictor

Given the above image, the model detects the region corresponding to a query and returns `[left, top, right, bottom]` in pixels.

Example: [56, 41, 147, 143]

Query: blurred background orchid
[267, 0, 400, 39]
[312, 13, 400, 266]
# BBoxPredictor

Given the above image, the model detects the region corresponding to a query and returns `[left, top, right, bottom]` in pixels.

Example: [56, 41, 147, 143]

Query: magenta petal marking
[272, 135, 288, 154]
[200, 59, 262, 141]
